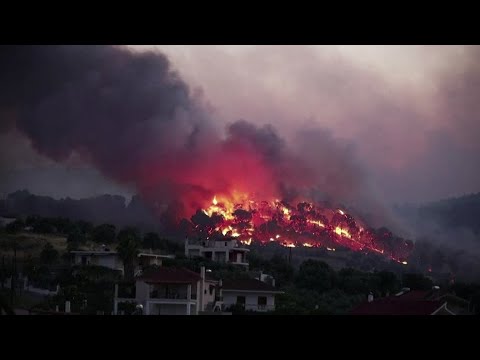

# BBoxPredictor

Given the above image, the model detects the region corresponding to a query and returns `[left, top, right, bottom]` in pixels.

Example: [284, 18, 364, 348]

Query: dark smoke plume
[0, 45, 371, 221]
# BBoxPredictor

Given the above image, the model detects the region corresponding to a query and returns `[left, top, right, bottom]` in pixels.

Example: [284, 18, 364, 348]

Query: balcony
[149, 290, 197, 301]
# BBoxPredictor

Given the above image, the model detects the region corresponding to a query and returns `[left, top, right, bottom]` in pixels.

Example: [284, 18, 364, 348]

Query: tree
[76, 221, 94, 237]
[67, 226, 86, 245]
[5, 219, 24, 233]
[402, 273, 433, 290]
[296, 260, 336, 292]
[92, 224, 116, 244]
[143, 232, 162, 250]
[117, 227, 142, 280]
[40, 242, 59, 265]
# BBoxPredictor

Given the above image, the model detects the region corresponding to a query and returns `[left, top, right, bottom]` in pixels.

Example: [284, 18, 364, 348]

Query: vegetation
[117, 227, 142, 280]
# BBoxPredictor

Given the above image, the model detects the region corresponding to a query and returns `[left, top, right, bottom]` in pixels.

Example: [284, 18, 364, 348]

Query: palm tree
[117, 227, 141, 280]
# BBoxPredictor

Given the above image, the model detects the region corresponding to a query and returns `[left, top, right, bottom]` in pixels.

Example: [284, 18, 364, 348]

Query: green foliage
[67, 226, 87, 245]
[117, 227, 142, 280]
[40, 242, 59, 265]
[402, 273, 434, 290]
[296, 259, 336, 292]
[5, 219, 24, 233]
[92, 224, 116, 244]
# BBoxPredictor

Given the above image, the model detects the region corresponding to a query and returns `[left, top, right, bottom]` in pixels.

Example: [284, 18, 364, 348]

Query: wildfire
[308, 219, 325, 228]
[195, 192, 414, 261]
[335, 227, 351, 239]
[241, 238, 252, 245]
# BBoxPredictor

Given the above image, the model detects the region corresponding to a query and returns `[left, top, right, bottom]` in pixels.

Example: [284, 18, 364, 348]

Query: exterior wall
[222, 291, 276, 312]
[202, 281, 217, 307]
[135, 280, 151, 303]
[73, 254, 123, 272]
[149, 303, 196, 315]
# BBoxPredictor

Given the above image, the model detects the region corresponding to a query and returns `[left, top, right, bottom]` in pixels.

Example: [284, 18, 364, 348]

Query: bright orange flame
[303, 243, 313, 247]
[213, 196, 218, 205]
[326, 247, 336, 251]
[241, 238, 252, 245]
[335, 226, 351, 239]
[276, 234, 280, 239]
[285, 243, 296, 248]
[308, 220, 325, 228]
[402, 261, 408, 265]
[338, 209, 345, 215]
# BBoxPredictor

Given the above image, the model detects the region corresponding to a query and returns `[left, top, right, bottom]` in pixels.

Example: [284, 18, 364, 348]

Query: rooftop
[350, 298, 444, 315]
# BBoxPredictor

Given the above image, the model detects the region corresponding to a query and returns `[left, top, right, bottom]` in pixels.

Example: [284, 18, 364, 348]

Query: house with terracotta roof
[113, 266, 220, 315]
[349, 287, 466, 315]
[221, 278, 284, 312]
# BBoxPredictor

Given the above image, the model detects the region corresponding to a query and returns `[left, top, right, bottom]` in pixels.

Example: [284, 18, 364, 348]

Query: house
[349, 287, 467, 315]
[113, 266, 221, 315]
[70, 249, 175, 276]
[185, 238, 249, 267]
[221, 278, 283, 312]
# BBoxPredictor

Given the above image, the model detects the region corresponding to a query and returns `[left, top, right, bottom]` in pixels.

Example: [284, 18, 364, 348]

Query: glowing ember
[193, 192, 414, 261]
[241, 238, 252, 245]
[308, 220, 325, 228]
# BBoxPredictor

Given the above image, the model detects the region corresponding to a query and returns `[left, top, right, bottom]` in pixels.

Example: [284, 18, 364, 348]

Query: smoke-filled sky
[0, 45, 479, 210]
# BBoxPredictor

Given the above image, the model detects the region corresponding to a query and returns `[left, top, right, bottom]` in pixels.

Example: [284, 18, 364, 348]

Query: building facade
[185, 238, 249, 267]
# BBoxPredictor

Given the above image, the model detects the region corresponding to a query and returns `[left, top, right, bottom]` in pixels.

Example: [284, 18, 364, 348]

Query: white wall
[223, 291, 275, 311]
[135, 280, 150, 302]
[148, 303, 195, 315]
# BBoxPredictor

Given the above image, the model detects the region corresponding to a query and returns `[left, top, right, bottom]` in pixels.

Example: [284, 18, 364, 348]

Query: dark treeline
[0, 190, 159, 231]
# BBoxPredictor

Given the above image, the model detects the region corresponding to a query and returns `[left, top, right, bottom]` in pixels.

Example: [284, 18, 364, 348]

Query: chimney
[65, 301, 71, 313]
[367, 292, 374, 303]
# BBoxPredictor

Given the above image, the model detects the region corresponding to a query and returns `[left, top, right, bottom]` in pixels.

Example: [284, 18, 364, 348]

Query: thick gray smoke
[0, 45, 376, 220]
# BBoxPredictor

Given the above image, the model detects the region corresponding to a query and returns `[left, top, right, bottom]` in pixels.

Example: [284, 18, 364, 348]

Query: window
[236, 296, 246, 306]
[81, 256, 87, 265]
[258, 296, 267, 310]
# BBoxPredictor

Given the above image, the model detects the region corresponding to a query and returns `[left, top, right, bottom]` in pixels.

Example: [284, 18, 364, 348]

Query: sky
[1, 45, 479, 206]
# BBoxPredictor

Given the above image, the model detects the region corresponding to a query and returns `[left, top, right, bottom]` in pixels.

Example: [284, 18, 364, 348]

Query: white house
[113, 266, 221, 315]
[71, 250, 124, 272]
[71, 250, 175, 275]
[185, 238, 249, 267]
[221, 278, 283, 312]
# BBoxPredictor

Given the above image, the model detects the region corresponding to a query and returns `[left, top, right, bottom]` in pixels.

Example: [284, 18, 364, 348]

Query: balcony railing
[149, 290, 197, 300]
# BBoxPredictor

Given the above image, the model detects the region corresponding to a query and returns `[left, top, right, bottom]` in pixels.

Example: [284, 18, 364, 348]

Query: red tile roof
[139, 267, 202, 284]
[222, 278, 282, 293]
[395, 290, 430, 301]
[350, 298, 444, 315]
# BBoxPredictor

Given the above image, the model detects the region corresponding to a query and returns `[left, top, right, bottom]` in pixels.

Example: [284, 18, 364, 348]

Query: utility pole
[10, 241, 16, 307]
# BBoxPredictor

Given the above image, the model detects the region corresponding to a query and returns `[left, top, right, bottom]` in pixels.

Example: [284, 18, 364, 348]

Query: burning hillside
[183, 194, 413, 263]
[0, 46, 414, 263]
